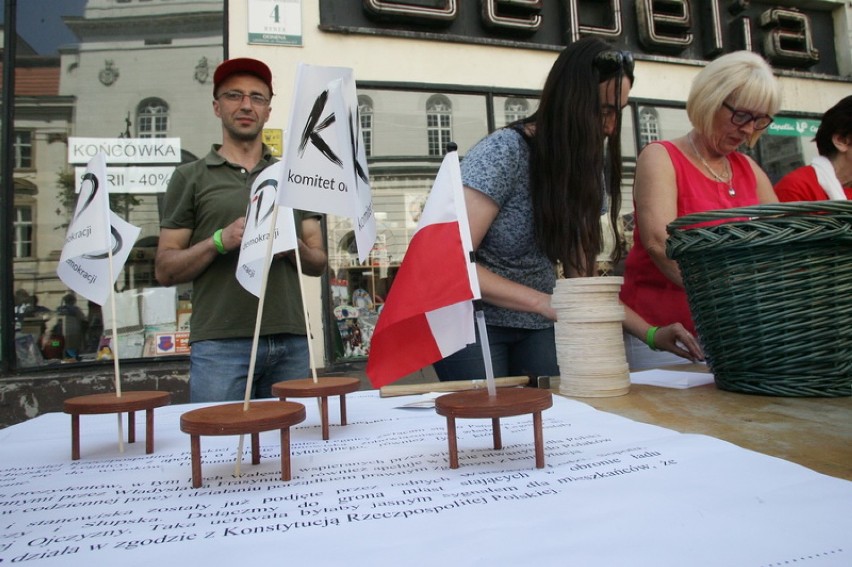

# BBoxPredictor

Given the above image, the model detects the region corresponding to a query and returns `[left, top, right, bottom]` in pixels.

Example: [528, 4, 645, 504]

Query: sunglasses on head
[593, 50, 635, 82]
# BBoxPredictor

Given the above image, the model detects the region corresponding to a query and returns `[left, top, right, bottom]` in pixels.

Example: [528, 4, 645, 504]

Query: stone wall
[0, 360, 189, 429]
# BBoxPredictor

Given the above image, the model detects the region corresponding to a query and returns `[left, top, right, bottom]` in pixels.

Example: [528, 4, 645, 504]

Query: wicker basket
[666, 201, 852, 397]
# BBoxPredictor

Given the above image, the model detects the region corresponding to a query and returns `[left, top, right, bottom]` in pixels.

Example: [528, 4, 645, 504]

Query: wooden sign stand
[178, 204, 309, 485]
[434, 388, 553, 469]
[179, 401, 306, 488]
[61, 203, 172, 460]
[64, 391, 171, 460]
[272, 376, 360, 440]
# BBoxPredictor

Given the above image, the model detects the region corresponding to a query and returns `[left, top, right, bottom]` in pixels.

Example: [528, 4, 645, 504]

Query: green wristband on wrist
[212, 229, 227, 254]
[645, 326, 660, 351]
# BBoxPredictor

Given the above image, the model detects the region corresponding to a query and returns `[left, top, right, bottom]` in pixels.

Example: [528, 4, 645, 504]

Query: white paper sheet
[0, 392, 849, 566]
[630, 368, 715, 389]
[140, 286, 176, 326]
[393, 392, 445, 409]
[101, 289, 140, 329]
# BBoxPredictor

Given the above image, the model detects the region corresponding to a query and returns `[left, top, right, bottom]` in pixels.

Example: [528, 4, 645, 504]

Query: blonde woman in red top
[620, 51, 781, 370]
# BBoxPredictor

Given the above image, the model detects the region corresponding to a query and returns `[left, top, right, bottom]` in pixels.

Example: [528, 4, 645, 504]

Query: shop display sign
[67, 137, 181, 194]
[152, 331, 190, 356]
[67, 137, 181, 165]
[767, 117, 821, 138]
[71, 166, 174, 194]
[262, 128, 284, 157]
[320, 0, 840, 76]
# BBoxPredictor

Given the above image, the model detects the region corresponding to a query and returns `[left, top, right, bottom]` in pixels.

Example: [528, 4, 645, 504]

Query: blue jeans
[189, 334, 310, 402]
[432, 324, 558, 382]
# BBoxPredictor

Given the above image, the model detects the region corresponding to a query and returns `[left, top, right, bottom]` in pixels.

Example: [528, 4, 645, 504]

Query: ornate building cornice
[64, 13, 223, 41]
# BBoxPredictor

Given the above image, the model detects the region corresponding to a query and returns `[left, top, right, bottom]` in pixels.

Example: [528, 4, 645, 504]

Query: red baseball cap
[213, 58, 273, 96]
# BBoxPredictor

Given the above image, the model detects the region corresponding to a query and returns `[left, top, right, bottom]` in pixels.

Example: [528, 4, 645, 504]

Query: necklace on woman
[687, 132, 736, 197]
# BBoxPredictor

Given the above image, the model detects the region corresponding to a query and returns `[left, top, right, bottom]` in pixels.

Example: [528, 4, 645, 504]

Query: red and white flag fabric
[236, 162, 299, 298]
[57, 153, 140, 305]
[366, 151, 480, 387]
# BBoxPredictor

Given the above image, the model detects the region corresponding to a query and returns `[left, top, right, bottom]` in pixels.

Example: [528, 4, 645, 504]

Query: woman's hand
[537, 292, 557, 322]
[653, 323, 704, 363]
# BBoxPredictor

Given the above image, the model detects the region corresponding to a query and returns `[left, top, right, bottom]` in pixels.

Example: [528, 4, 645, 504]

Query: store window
[638, 107, 661, 149]
[6, 0, 225, 370]
[358, 95, 373, 157]
[493, 95, 538, 129]
[136, 98, 170, 138]
[503, 97, 529, 126]
[14, 130, 34, 169]
[13, 205, 34, 259]
[426, 94, 453, 156]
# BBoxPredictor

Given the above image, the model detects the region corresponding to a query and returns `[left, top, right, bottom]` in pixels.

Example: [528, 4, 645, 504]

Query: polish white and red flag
[366, 150, 480, 387]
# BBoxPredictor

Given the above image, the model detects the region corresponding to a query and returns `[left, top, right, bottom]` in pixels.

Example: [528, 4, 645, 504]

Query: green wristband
[645, 326, 660, 351]
[212, 229, 227, 254]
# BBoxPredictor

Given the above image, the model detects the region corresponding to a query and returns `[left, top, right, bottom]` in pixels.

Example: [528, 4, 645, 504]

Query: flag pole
[234, 204, 280, 476]
[240, 204, 279, 412]
[292, 235, 324, 421]
[292, 242, 319, 383]
[105, 232, 125, 452]
[474, 303, 497, 397]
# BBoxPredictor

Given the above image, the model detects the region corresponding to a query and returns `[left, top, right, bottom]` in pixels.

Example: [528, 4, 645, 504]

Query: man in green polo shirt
[155, 58, 327, 402]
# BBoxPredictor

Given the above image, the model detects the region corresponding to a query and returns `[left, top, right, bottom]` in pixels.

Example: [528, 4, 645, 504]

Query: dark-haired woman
[434, 37, 693, 382]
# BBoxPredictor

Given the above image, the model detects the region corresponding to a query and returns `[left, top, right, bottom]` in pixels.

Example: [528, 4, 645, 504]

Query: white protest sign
[60, 154, 111, 263]
[57, 212, 141, 306]
[280, 64, 376, 262]
[236, 162, 298, 297]
[58, 153, 142, 306]
[336, 79, 377, 264]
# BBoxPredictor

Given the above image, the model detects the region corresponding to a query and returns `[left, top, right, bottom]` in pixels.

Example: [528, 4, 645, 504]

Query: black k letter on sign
[349, 108, 369, 185]
[299, 89, 342, 167]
